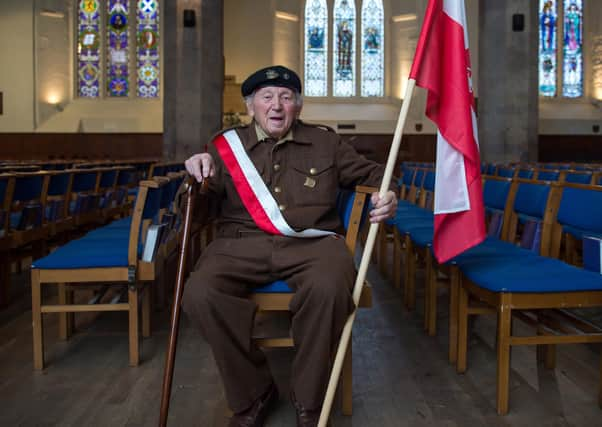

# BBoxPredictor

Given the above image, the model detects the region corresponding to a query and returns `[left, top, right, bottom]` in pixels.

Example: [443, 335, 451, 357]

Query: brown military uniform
[182, 120, 390, 414]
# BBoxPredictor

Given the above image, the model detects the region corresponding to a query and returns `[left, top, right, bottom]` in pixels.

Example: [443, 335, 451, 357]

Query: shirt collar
[254, 123, 294, 145]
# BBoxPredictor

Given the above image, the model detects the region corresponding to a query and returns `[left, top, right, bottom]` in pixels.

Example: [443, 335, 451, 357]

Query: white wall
[0, 0, 163, 134]
[0, 0, 35, 132]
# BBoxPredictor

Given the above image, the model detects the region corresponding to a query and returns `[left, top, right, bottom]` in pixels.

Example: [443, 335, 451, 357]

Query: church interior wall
[0, 0, 36, 132]
[0, 0, 599, 160]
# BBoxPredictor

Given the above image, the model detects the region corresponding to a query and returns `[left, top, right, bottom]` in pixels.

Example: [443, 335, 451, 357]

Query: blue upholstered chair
[30, 178, 172, 369]
[242, 185, 375, 416]
[550, 182, 602, 265]
[452, 181, 602, 414]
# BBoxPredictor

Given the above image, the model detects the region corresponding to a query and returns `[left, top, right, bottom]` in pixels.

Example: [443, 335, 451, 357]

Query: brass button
[309, 167, 317, 175]
[274, 186, 282, 193]
[278, 204, 286, 211]
[273, 164, 281, 172]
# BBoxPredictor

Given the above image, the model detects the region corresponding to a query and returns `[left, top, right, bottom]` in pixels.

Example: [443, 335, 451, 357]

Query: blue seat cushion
[395, 217, 433, 234]
[254, 280, 292, 293]
[459, 256, 602, 293]
[32, 239, 129, 269]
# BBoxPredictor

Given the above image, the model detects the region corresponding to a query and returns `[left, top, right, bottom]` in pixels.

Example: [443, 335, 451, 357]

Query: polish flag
[409, 0, 485, 263]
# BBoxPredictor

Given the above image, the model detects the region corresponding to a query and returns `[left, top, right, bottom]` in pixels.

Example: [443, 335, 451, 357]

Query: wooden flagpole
[318, 79, 417, 427]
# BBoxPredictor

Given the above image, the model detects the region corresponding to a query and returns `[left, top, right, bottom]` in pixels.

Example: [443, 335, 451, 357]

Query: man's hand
[185, 153, 215, 183]
[369, 190, 397, 223]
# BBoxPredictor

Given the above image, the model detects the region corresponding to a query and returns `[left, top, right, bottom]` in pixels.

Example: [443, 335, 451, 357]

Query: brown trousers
[182, 233, 356, 413]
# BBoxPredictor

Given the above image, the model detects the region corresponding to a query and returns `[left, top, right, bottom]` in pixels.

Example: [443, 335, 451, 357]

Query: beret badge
[265, 69, 279, 79]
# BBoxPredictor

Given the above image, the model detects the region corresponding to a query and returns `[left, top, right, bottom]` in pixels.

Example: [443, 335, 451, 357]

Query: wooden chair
[453, 182, 602, 414]
[30, 178, 172, 369]
[249, 185, 375, 415]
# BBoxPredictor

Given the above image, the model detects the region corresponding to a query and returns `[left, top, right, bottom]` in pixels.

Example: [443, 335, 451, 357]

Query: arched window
[304, 0, 328, 97]
[361, 0, 384, 97]
[333, 0, 356, 97]
[538, 0, 583, 98]
[77, 0, 161, 99]
[304, 0, 384, 98]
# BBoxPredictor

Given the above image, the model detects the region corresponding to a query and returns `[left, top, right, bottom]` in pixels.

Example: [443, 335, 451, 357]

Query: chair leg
[599, 353, 602, 408]
[128, 285, 140, 366]
[378, 225, 388, 278]
[456, 271, 468, 374]
[0, 251, 10, 307]
[448, 269, 459, 364]
[535, 319, 556, 369]
[393, 228, 401, 289]
[403, 234, 415, 310]
[142, 285, 152, 338]
[341, 337, 353, 416]
[425, 250, 437, 336]
[31, 269, 44, 370]
[496, 295, 512, 415]
[58, 283, 71, 340]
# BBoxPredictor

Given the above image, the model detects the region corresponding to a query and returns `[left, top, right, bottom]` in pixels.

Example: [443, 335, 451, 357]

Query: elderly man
[183, 65, 397, 427]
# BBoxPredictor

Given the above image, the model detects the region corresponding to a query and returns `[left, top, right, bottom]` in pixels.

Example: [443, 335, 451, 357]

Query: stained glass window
[107, 0, 129, 97]
[78, 0, 101, 98]
[304, 0, 328, 97]
[361, 0, 384, 97]
[333, 0, 356, 97]
[76, 0, 160, 99]
[136, 0, 160, 98]
[562, 0, 583, 97]
[539, 0, 557, 97]
[538, 0, 584, 98]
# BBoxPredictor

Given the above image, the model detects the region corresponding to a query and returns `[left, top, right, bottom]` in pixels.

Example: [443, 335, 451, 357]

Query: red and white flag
[409, 0, 485, 263]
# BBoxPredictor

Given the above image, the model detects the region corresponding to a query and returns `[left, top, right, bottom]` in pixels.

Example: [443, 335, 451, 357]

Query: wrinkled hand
[185, 153, 215, 183]
[369, 190, 397, 223]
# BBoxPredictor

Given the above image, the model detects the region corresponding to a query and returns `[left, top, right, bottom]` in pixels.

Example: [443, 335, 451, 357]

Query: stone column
[478, 0, 539, 163]
[163, 0, 224, 161]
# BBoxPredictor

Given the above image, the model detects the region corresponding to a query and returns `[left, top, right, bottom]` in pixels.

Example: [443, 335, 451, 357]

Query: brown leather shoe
[291, 393, 322, 427]
[228, 383, 278, 427]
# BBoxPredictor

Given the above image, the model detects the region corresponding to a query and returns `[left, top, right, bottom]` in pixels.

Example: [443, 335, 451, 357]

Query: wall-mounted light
[275, 11, 299, 22]
[392, 14, 417, 23]
[46, 93, 64, 112]
[40, 9, 65, 19]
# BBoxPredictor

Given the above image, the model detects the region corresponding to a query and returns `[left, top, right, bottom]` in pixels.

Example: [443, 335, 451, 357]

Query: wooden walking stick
[318, 80, 417, 427]
[159, 177, 197, 427]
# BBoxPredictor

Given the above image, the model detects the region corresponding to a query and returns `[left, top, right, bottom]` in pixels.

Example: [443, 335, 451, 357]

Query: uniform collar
[241, 120, 312, 151]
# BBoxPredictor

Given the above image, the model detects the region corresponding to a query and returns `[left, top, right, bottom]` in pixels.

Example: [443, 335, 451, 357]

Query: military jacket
[207, 120, 392, 237]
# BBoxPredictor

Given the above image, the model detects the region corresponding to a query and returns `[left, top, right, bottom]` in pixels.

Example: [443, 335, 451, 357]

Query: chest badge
[304, 177, 316, 188]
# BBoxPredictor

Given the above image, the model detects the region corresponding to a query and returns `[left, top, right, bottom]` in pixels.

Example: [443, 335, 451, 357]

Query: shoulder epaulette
[209, 123, 248, 142]
[297, 119, 336, 134]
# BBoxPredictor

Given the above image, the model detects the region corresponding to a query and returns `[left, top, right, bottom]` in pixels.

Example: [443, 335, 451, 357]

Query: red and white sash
[213, 129, 334, 238]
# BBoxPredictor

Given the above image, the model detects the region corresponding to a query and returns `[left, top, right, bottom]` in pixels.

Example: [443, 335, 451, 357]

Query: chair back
[336, 186, 374, 255]
[534, 169, 561, 182]
[46, 171, 73, 221]
[564, 170, 593, 184]
[549, 183, 602, 260]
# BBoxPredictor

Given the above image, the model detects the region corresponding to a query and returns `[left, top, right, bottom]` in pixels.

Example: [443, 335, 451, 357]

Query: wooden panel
[539, 135, 602, 162]
[341, 133, 436, 171]
[0, 133, 163, 160]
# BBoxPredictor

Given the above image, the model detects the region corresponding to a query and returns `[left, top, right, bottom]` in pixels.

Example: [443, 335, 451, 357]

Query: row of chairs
[30, 172, 186, 369]
[0, 167, 137, 305]
[385, 165, 602, 414]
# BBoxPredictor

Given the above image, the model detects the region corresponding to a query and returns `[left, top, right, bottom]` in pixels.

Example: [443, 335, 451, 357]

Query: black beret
[241, 65, 302, 97]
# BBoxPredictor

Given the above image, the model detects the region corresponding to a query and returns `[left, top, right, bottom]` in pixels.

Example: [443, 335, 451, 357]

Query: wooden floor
[0, 259, 601, 426]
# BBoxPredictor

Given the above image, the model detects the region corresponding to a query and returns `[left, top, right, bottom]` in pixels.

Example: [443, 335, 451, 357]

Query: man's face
[247, 86, 301, 139]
